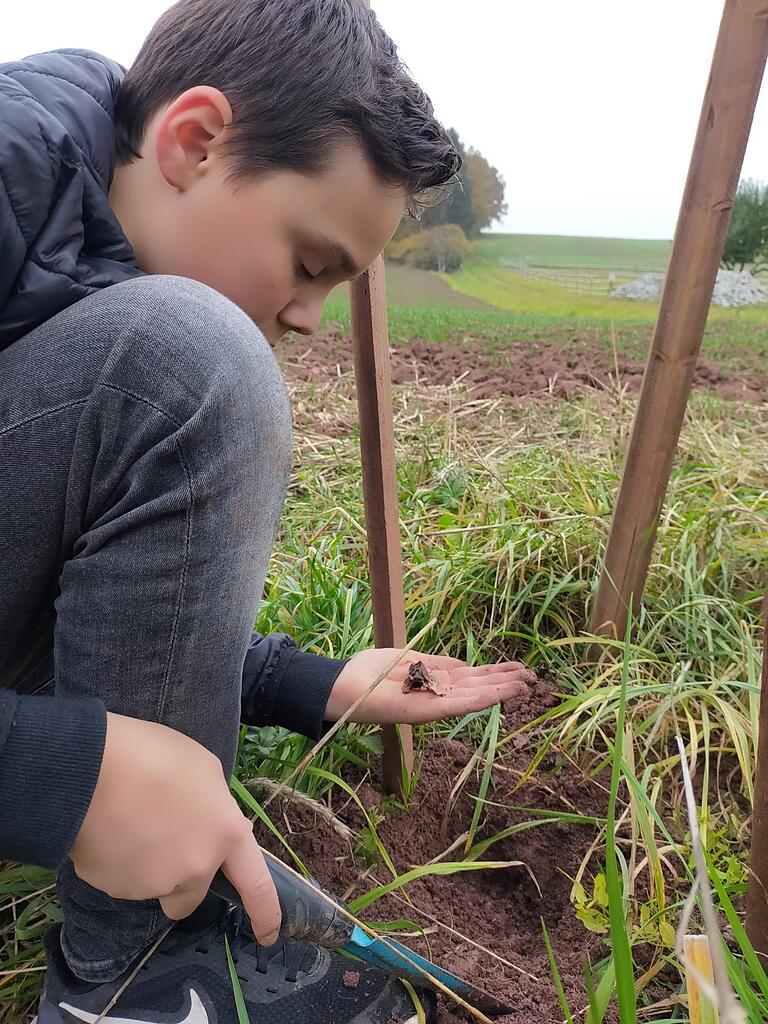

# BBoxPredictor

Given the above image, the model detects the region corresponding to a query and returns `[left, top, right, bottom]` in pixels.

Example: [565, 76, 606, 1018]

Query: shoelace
[192, 907, 313, 985]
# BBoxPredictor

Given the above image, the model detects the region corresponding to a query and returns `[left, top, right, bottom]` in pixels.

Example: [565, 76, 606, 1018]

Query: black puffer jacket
[0, 49, 143, 350]
[0, 51, 347, 871]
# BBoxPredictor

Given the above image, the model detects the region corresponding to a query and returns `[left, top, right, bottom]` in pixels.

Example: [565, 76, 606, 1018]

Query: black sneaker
[35, 901, 434, 1024]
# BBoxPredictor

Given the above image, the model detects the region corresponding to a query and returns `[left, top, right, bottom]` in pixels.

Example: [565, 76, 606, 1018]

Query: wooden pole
[350, 0, 412, 795]
[589, 0, 768, 640]
[746, 593, 768, 959]
[350, 256, 413, 794]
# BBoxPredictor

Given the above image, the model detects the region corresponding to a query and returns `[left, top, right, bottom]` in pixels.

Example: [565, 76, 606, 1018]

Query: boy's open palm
[325, 650, 536, 725]
[70, 713, 281, 945]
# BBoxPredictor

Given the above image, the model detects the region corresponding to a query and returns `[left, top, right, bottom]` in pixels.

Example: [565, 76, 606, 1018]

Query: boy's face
[110, 90, 407, 345]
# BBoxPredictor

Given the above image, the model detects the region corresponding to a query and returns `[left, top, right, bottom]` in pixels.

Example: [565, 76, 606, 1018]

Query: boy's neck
[109, 159, 150, 269]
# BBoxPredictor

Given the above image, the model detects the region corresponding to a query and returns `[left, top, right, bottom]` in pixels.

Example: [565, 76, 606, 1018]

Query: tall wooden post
[589, 0, 768, 640]
[746, 594, 768, 958]
[351, 0, 412, 795]
[351, 257, 413, 794]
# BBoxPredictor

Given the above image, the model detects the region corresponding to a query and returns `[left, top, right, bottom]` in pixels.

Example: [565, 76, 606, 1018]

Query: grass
[2, 322, 767, 1021]
[328, 262, 493, 311]
[323, 230, 768, 323]
[473, 234, 673, 272]
[444, 238, 768, 322]
[244, 377, 768, 1020]
[441, 258, 659, 319]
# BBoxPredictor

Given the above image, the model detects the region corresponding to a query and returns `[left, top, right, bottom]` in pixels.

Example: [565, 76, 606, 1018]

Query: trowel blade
[345, 925, 515, 1017]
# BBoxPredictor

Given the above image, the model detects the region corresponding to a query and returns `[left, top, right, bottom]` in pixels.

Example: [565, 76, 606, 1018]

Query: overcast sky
[2, 1, 766, 239]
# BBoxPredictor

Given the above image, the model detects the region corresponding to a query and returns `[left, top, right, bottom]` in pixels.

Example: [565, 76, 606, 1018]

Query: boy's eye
[296, 263, 315, 282]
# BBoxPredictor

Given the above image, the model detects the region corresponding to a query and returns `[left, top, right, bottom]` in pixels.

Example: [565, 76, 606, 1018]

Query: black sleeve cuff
[0, 693, 106, 869]
[273, 649, 348, 739]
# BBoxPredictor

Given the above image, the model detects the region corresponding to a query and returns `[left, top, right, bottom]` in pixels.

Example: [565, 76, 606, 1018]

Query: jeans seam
[96, 382, 185, 429]
[82, 386, 184, 533]
[0, 398, 88, 437]
[156, 437, 194, 728]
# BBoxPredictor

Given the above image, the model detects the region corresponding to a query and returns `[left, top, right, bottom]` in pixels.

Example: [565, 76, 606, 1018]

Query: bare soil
[256, 683, 616, 1024]
[275, 330, 767, 405]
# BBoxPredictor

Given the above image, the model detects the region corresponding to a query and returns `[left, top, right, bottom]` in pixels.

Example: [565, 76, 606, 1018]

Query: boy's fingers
[404, 684, 526, 721]
[451, 662, 530, 683]
[425, 666, 534, 694]
[395, 676, 533, 723]
[221, 832, 282, 946]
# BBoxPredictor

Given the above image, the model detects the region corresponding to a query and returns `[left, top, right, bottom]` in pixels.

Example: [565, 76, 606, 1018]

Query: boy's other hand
[70, 713, 281, 945]
[325, 650, 536, 725]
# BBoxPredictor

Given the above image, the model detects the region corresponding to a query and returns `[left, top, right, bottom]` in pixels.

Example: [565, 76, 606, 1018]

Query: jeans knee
[96, 276, 292, 464]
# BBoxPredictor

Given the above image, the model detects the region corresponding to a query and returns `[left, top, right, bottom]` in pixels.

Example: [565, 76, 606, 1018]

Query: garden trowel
[210, 849, 514, 1017]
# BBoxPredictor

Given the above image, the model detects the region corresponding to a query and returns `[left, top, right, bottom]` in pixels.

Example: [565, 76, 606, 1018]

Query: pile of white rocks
[611, 268, 768, 307]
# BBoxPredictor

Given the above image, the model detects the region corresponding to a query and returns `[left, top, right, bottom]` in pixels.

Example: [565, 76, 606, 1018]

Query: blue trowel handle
[210, 849, 355, 948]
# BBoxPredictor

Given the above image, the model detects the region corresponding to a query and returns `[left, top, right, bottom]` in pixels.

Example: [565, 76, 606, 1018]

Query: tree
[386, 129, 507, 248]
[465, 148, 507, 234]
[722, 178, 768, 270]
[418, 129, 506, 237]
[419, 129, 475, 236]
[388, 224, 472, 272]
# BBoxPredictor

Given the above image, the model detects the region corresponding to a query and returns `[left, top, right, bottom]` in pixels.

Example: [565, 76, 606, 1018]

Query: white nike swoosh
[59, 987, 209, 1024]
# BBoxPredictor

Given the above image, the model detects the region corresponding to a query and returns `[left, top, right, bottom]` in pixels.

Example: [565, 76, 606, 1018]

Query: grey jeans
[0, 276, 292, 980]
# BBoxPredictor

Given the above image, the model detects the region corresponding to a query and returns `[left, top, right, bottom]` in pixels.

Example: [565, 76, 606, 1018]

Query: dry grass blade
[244, 779, 354, 841]
[264, 617, 437, 807]
[685, 934, 719, 1024]
[675, 733, 745, 1024]
[91, 927, 173, 1024]
[421, 832, 469, 867]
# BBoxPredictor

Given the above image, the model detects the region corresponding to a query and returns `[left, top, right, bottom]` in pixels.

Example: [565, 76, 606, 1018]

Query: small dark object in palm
[402, 660, 451, 696]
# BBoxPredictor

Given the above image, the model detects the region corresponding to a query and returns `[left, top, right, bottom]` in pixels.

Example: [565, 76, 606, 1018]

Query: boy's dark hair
[115, 0, 460, 213]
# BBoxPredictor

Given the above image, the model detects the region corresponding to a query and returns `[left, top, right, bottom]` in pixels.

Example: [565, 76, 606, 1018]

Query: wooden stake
[351, 256, 413, 794]
[684, 934, 719, 1024]
[589, 0, 768, 640]
[746, 592, 768, 958]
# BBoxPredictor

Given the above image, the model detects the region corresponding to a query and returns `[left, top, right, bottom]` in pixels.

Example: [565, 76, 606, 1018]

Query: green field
[326, 232, 768, 324]
[470, 232, 673, 271]
[329, 262, 493, 310]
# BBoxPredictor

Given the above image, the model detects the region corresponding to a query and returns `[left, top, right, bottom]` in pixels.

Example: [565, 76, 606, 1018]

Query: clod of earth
[342, 970, 360, 989]
[402, 661, 452, 696]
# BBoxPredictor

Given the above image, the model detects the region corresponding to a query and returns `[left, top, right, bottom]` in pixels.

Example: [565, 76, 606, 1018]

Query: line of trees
[722, 178, 768, 271]
[387, 128, 507, 272]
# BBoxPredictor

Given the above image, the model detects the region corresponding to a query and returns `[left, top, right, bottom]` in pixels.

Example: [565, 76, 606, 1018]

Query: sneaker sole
[35, 1008, 420, 1024]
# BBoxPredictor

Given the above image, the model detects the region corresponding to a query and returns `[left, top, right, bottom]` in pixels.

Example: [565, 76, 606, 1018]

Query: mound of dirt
[275, 330, 767, 404]
[254, 682, 613, 1024]
[612, 268, 768, 307]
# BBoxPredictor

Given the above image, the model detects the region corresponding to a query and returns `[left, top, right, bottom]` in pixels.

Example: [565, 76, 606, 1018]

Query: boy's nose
[278, 298, 323, 337]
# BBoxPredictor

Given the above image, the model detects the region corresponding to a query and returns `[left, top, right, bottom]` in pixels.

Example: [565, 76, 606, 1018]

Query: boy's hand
[71, 713, 281, 945]
[324, 650, 536, 725]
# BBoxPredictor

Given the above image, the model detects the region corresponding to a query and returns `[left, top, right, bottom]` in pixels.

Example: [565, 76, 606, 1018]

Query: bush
[387, 224, 472, 272]
[722, 178, 768, 270]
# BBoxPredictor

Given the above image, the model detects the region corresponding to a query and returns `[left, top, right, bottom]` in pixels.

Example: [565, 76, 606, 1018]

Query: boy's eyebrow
[307, 232, 363, 278]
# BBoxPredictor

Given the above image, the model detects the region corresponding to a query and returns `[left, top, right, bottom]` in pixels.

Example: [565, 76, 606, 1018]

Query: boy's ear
[154, 86, 233, 191]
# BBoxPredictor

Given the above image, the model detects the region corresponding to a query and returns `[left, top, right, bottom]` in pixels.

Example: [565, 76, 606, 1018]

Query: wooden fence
[500, 261, 657, 295]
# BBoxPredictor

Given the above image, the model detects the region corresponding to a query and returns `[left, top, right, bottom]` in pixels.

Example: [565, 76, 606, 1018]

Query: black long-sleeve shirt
[0, 632, 347, 870]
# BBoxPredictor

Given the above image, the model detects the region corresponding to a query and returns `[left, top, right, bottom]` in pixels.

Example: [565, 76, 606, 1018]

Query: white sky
[2, 1, 766, 239]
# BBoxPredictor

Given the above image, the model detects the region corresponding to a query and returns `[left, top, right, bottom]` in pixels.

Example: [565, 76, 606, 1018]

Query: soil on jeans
[275, 329, 767, 404]
[256, 681, 614, 1024]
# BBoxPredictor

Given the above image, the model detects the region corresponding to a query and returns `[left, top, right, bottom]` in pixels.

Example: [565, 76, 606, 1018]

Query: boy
[0, 2, 534, 1021]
